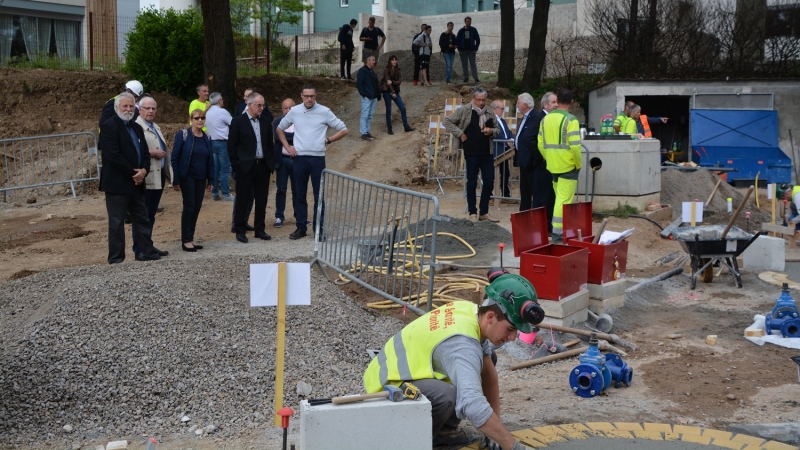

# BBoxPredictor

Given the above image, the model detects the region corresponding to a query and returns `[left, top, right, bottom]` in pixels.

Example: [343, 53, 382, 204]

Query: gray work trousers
[412, 378, 462, 438]
[459, 50, 479, 81]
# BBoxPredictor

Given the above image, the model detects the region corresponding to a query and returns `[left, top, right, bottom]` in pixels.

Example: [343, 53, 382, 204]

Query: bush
[124, 7, 204, 100]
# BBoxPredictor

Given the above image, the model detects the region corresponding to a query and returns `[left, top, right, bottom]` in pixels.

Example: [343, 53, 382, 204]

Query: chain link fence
[234, 24, 341, 77]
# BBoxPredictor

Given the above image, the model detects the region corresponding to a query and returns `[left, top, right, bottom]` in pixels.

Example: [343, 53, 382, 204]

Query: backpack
[411, 31, 424, 53]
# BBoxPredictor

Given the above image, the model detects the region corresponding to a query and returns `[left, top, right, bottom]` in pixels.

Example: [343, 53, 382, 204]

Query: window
[767, 5, 800, 37]
[1, 14, 80, 64]
[588, 62, 607, 74]
[340, 0, 348, 7]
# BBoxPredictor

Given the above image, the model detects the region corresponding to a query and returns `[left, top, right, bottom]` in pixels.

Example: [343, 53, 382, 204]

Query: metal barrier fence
[0, 132, 100, 202]
[312, 170, 442, 314]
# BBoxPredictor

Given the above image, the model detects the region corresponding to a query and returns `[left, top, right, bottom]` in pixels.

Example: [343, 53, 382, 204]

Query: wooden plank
[762, 223, 794, 236]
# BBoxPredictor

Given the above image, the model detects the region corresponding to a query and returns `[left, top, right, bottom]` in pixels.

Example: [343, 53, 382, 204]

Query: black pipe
[592, 212, 664, 230]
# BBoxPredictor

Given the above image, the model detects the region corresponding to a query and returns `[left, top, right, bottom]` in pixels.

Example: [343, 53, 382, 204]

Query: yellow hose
[334, 231, 490, 310]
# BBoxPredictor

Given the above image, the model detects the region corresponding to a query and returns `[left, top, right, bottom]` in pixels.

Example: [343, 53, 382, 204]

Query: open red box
[510, 207, 589, 301]
[563, 202, 628, 285]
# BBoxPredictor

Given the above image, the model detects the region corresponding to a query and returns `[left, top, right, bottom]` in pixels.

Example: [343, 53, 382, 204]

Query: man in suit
[490, 100, 514, 201]
[514, 93, 552, 232]
[99, 92, 161, 264]
[132, 95, 171, 258]
[228, 92, 276, 243]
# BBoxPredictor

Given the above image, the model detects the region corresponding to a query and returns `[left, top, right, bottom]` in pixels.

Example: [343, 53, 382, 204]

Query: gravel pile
[0, 256, 403, 447]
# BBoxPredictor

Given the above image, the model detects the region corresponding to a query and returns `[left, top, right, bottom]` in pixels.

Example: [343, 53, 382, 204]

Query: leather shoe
[181, 243, 197, 252]
[245, 223, 255, 231]
[236, 233, 248, 243]
[404, 124, 416, 132]
[135, 253, 161, 261]
[192, 244, 203, 249]
[255, 232, 272, 240]
[155, 248, 169, 256]
[289, 228, 307, 240]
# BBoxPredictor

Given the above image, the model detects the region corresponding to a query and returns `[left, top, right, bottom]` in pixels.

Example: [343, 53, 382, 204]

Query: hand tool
[332, 385, 406, 405]
[399, 381, 421, 400]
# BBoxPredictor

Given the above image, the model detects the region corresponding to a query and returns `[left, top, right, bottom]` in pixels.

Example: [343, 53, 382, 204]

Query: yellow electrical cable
[331, 231, 492, 310]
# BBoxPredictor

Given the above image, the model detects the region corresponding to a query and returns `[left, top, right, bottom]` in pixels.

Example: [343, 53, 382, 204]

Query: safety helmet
[125, 80, 144, 97]
[483, 269, 544, 333]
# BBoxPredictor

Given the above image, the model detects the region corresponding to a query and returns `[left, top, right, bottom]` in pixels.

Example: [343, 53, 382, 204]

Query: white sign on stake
[682, 202, 704, 224]
[249, 263, 312, 307]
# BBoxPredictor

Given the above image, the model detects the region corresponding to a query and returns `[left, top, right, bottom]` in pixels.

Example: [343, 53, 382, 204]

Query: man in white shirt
[206, 92, 234, 201]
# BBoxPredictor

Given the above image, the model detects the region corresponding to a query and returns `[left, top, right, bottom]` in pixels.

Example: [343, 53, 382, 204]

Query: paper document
[250, 263, 311, 307]
[599, 228, 634, 244]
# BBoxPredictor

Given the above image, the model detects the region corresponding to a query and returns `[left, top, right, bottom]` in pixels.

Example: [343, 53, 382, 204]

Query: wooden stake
[690, 200, 697, 226]
[592, 218, 608, 244]
[273, 262, 287, 427]
[706, 179, 722, 205]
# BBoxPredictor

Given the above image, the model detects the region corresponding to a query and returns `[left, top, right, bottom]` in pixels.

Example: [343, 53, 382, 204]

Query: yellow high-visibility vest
[538, 109, 582, 175]
[363, 301, 481, 393]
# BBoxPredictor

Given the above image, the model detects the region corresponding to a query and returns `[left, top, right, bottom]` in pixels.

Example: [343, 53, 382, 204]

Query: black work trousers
[180, 176, 206, 244]
[233, 160, 271, 234]
[105, 190, 157, 264]
[519, 163, 555, 232]
[340, 49, 353, 78]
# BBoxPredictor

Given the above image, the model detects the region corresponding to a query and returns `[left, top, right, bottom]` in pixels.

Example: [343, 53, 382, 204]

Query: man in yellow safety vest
[363, 269, 544, 450]
[613, 100, 634, 134]
[538, 89, 582, 239]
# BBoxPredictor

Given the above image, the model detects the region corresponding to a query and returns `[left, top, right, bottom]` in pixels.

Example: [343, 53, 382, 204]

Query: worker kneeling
[363, 269, 544, 450]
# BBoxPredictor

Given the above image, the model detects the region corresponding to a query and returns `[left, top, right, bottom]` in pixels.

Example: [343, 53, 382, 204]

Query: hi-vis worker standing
[363, 269, 544, 450]
[538, 89, 582, 237]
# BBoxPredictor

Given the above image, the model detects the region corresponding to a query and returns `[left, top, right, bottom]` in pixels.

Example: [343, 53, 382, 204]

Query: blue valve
[568, 333, 632, 398]
[765, 283, 800, 338]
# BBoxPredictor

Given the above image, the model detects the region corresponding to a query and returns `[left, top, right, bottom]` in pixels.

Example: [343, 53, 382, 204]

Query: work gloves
[480, 436, 531, 450]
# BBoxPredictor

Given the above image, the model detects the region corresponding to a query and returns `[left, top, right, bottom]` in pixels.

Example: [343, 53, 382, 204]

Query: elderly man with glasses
[228, 91, 276, 243]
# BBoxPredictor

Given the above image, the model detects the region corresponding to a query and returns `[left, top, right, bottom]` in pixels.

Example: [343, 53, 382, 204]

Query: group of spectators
[97, 80, 347, 264]
[442, 86, 582, 238]
[338, 17, 482, 86]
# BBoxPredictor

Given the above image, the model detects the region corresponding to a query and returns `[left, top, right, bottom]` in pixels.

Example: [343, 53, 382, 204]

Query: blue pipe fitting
[568, 333, 614, 398]
[765, 283, 800, 338]
[605, 354, 633, 387]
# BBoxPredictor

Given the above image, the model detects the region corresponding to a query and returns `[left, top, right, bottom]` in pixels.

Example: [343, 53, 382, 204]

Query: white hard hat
[125, 80, 144, 97]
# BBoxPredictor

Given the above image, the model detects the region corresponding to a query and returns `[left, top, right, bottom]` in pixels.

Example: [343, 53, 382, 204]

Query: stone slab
[541, 308, 589, 327]
[589, 294, 625, 314]
[539, 289, 589, 319]
[299, 395, 432, 450]
[743, 235, 786, 272]
[642, 205, 673, 223]
[726, 423, 800, 447]
[587, 278, 628, 300]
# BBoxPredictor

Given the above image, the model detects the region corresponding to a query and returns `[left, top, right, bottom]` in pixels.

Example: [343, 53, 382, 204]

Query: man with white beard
[98, 92, 162, 264]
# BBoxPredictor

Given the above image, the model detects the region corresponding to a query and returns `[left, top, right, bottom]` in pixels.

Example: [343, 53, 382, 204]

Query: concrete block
[299, 395, 432, 450]
[589, 294, 625, 314]
[587, 279, 627, 300]
[743, 235, 785, 272]
[541, 307, 588, 327]
[539, 289, 589, 318]
[106, 442, 128, 450]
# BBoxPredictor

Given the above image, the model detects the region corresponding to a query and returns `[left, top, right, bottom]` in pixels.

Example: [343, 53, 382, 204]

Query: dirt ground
[2, 69, 800, 449]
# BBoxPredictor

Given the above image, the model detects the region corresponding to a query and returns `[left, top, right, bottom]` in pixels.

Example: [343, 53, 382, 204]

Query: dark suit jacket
[272, 115, 295, 169]
[494, 116, 514, 158]
[514, 109, 545, 170]
[228, 112, 276, 174]
[99, 115, 149, 194]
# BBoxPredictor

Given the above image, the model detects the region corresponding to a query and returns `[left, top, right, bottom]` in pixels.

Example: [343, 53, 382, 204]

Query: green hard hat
[484, 273, 541, 333]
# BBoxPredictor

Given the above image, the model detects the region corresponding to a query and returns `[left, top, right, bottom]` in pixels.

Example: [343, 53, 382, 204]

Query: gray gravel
[0, 255, 403, 447]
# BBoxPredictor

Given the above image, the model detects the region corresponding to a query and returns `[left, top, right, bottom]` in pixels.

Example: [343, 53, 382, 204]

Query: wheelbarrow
[675, 226, 764, 289]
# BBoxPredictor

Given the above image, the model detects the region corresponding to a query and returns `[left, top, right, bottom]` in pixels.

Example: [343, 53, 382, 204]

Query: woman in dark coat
[171, 109, 214, 252]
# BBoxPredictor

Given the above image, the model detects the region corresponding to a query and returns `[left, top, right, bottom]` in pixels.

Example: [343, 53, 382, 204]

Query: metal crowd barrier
[427, 134, 465, 195]
[312, 169, 443, 314]
[0, 132, 100, 202]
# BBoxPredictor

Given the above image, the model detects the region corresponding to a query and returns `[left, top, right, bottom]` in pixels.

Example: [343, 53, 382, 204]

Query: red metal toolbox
[563, 202, 628, 285]
[510, 207, 589, 301]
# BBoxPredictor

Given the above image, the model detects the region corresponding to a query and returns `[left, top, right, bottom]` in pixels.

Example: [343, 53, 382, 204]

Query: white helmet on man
[125, 80, 144, 97]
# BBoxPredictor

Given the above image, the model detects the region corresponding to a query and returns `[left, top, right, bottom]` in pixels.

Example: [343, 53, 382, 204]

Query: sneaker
[212, 194, 221, 201]
[341, 76, 346, 80]
[426, 81, 433, 86]
[479, 213, 500, 222]
[222, 195, 235, 201]
[446, 80, 451, 84]
[273, 218, 283, 228]
[432, 427, 479, 448]
[366, 132, 376, 140]
[469, 214, 478, 223]
[413, 80, 418, 85]
[361, 134, 372, 141]
[463, 79, 469, 83]
[474, 79, 481, 83]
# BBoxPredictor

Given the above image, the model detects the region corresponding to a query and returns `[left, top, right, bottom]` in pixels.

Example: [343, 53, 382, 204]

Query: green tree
[124, 7, 204, 99]
[230, 0, 254, 35]
[252, 0, 312, 38]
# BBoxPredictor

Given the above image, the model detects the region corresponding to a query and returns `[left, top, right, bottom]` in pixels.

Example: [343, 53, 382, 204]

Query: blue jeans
[442, 52, 455, 82]
[293, 155, 325, 232]
[132, 186, 163, 254]
[210, 140, 231, 197]
[360, 96, 377, 135]
[382, 92, 408, 128]
[275, 156, 297, 220]
[465, 154, 495, 216]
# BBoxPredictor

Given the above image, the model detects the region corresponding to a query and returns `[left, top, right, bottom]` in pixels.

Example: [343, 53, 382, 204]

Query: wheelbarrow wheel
[700, 258, 714, 283]
[690, 257, 698, 290]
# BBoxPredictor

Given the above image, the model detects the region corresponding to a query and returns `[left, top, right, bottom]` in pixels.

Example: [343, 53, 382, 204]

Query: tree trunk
[627, 0, 639, 70]
[200, 0, 237, 111]
[497, 0, 516, 88]
[520, 0, 550, 92]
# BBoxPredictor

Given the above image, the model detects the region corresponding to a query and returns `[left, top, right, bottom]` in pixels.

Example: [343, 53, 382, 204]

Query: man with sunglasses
[276, 84, 348, 240]
[228, 92, 276, 243]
